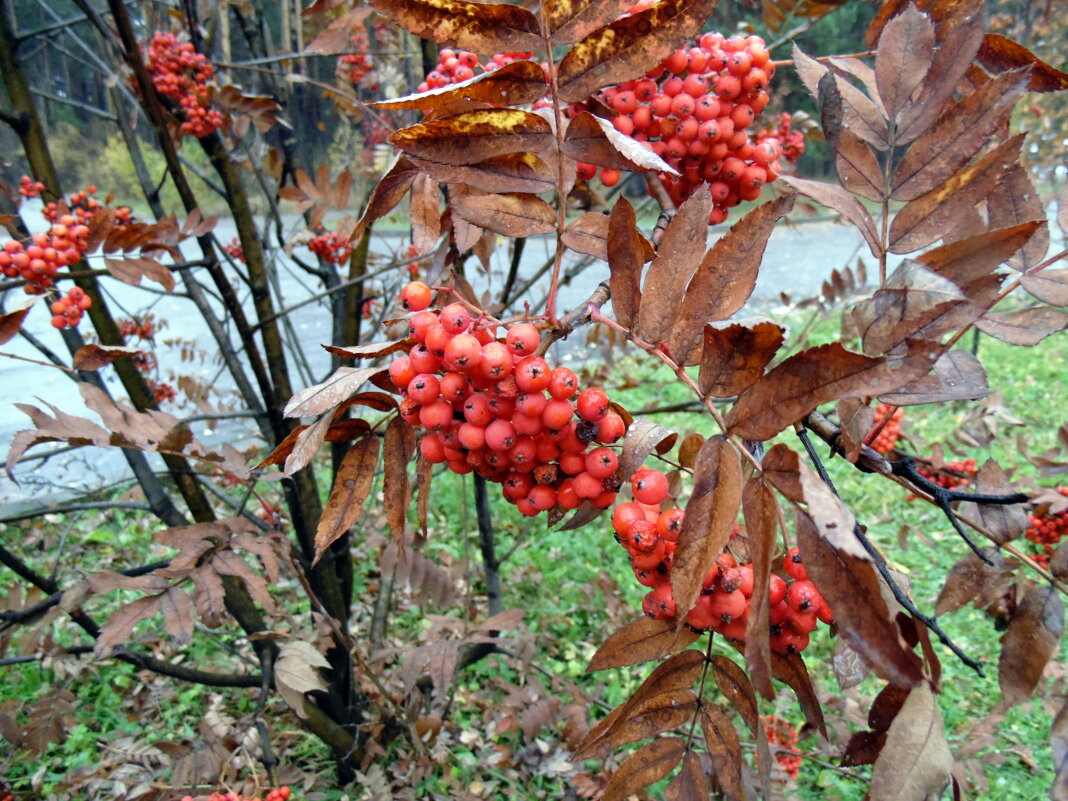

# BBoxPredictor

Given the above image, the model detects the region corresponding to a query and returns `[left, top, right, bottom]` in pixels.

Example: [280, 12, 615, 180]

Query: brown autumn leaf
[275, 641, 332, 719]
[771, 651, 827, 737]
[410, 173, 442, 254]
[977, 307, 1068, 347]
[878, 349, 988, 406]
[368, 0, 540, 53]
[371, 60, 547, 110]
[104, 256, 176, 292]
[94, 594, 163, 656]
[620, 417, 678, 486]
[575, 648, 705, 758]
[562, 112, 677, 174]
[934, 547, 1013, 617]
[284, 366, 383, 418]
[762, 443, 803, 503]
[895, 1, 984, 143]
[797, 464, 866, 557]
[987, 165, 1050, 271]
[976, 33, 1068, 92]
[407, 152, 555, 195]
[0, 297, 37, 345]
[743, 477, 777, 701]
[282, 414, 335, 477]
[837, 398, 874, 463]
[697, 318, 786, 397]
[664, 751, 707, 801]
[713, 654, 772, 796]
[352, 155, 419, 241]
[638, 187, 712, 344]
[313, 435, 381, 563]
[700, 705, 745, 801]
[384, 416, 416, 542]
[919, 222, 1042, 286]
[958, 459, 1028, 545]
[792, 44, 888, 151]
[677, 433, 704, 469]
[797, 512, 925, 688]
[563, 207, 654, 264]
[602, 737, 687, 801]
[606, 199, 645, 329]
[889, 134, 1024, 254]
[556, 0, 719, 103]
[71, 344, 142, 371]
[869, 684, 953, 801]
[547, 0, 639, 44]
[892, 69, 1027, 201]
[305, 7, 373, 54]
[778, 175, 881, 257]
[323, 339, 409, 360]
[579, 690, 698, 759]
[851, 260, 965, 356]
[672, 437, 742, 622]
[874, 4, 935, 122]
[451, 192, 556, 238]
[389, 109, 552, 166]
[1022, 268, 1068, 308]
[726, 341, 941, 442]
[1054, 699, 1068, 801]
[836, 130, 884, 201]
[586, 616, 700, 672]
[669, 193, 795, 365]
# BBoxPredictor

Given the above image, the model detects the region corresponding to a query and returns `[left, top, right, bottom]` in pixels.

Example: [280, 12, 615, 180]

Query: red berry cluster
[340, 25, 375, 87]
[573, 32, 783, 223]
[756, 112, 806, 164]
[50, 286, 92, 329]
[146, 31, 222, 138]
[389, 281, 628, 516]
[308, 228, 352, 265]
[918, 458, 978, 490]
[763, 715, 802, 779]
[867, 403, 903, 455]
[152, 381, 178, 404]
[634, 515, 833, 656]
[1026, 487, 1068, 563]
[182, 786, 291, 801]
[0, 215, 90, 294]
[43, 185, 134, 229]
[224, 236, 246, 263]
[19, 175, 44, 198]
[417, 49, 533, 92]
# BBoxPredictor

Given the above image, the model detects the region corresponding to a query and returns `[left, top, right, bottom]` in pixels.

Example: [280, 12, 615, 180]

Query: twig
[795, 427, 985, 676]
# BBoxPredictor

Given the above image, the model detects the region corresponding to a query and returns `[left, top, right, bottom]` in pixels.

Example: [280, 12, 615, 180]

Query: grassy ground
[0, 304, 1064, 799]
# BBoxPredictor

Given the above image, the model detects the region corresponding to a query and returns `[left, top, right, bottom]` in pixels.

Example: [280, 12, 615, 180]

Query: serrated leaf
[390, 109, 552, 166]
[371, 60, 547, 109]
[726, 341, 941, 441]
[71, 344, 142, 371]
[697, 319, 785, 398]
[638, 187, 712, 344]
[874, 5, 935, 122]
[743, 477, 777, 700]
[869, 684, 952, 801]
[384, 416, 416, 542]
[275, 641, 331, 718]
[619, 417, 678, 482]
[368, 0, 540, 53]
[779, 175, 881, 257]
[556, 0, 719, 103]
[934, 547, 1012, 617]
[602, 737, 686, 801]
[672, 437, 742, 622]
[0, 297, 37, 345]
[408, 152, 555, 194]
[284, 366, 383, 418]
[976, 307, 1068, 347]
[976, 33, 1068, 92]
[669, 194, 794, 365]
[700, 705, 744, 801]
[562, 112, 678, 174]
[587, 616, 700, 672]
[451, 192, 556, 237]
[314, 435, 381, 562]
[607, 200, 645, 329]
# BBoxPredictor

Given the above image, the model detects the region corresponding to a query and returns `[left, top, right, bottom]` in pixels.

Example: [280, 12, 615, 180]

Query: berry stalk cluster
[146, 31, 222, 138]
[1026, 486, 1068, 566]
[573, 31, 790, 222]
[617, 483, 833, 654]
[308, 228, 353, 265]
[868, 403, 903, 455]
[389, 282, 627, 516]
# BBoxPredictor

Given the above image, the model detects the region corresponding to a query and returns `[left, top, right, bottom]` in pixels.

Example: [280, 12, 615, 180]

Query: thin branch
[795, 427, 985, 676]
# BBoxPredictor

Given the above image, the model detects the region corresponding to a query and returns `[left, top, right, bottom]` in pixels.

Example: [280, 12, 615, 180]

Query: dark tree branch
[795, 428, 985, 677]
[890, 456, 1028, 566]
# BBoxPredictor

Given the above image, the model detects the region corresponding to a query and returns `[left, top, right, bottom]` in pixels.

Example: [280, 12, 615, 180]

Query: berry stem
[537, 8, 568, 327]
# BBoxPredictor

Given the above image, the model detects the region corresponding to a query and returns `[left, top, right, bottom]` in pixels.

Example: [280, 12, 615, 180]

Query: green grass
[0, 307, 1064, 799]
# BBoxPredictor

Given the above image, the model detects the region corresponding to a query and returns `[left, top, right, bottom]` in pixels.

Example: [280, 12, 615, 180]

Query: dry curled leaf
[451, 192, 556, 238]
[313, 435, 380, 563]
[369, 0, 540, 53]
[587, 616, 700, 672]
[869, 684, 952, 801]
[389, 109, 552, 166]
[697, 319, 785, 397]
